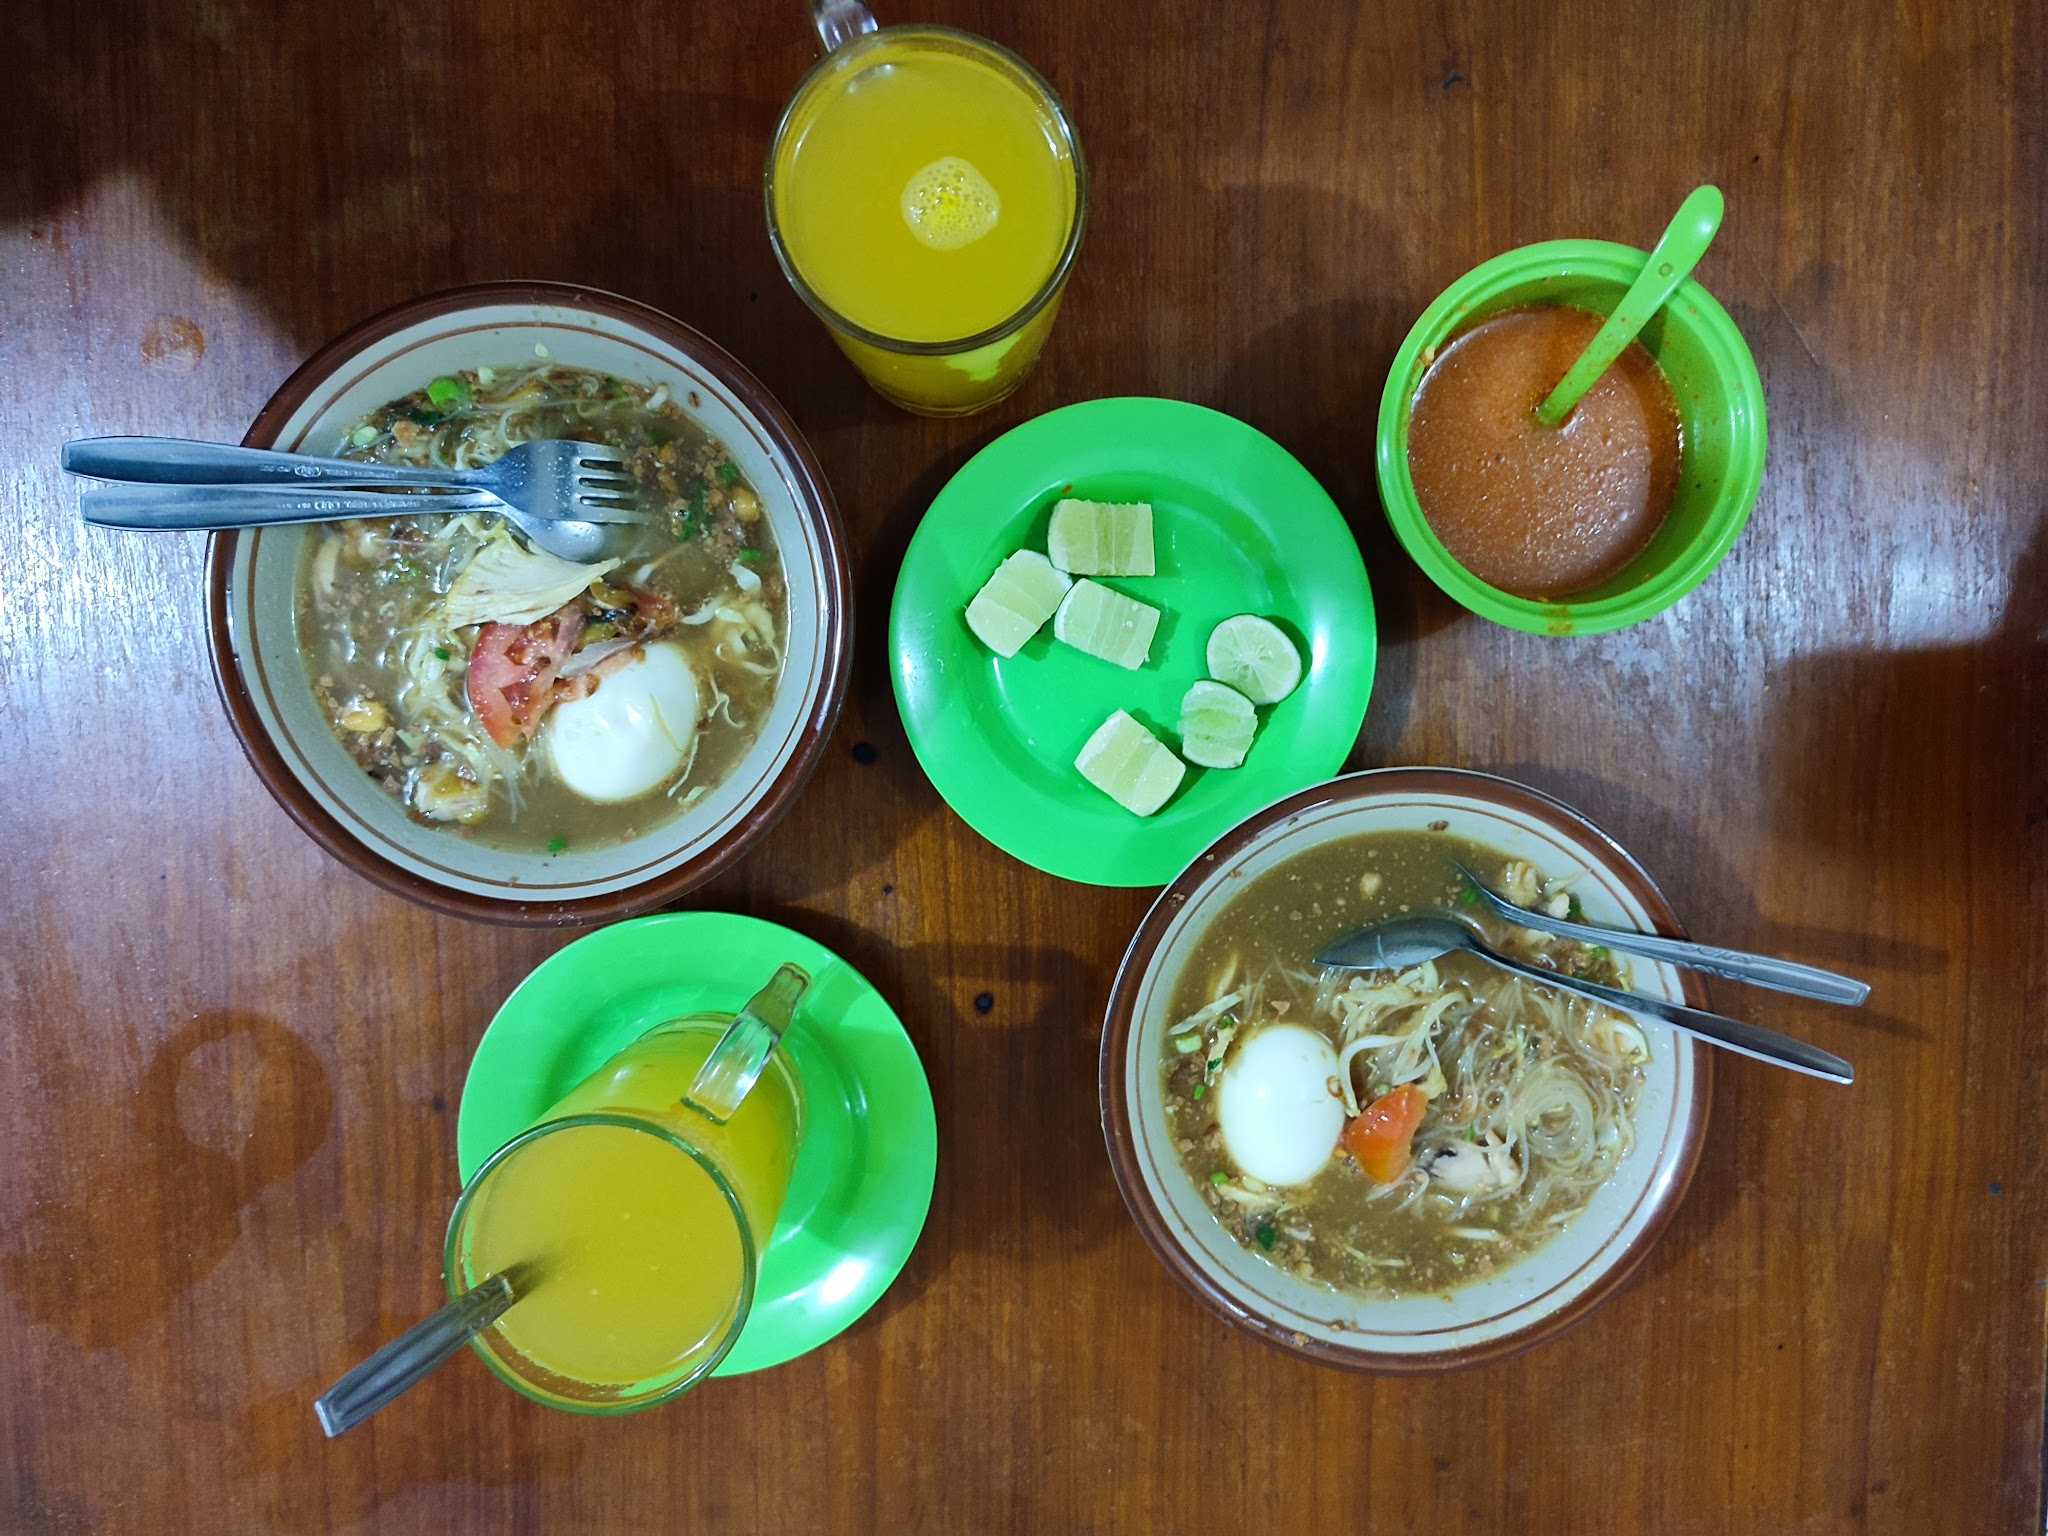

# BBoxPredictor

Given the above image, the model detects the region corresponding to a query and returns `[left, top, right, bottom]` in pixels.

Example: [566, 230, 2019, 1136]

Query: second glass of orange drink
[767, 3, 1088, 415]
[443, 964, 809, 1412]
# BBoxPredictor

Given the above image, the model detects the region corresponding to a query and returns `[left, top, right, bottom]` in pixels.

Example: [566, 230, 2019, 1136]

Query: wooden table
[4, 1, 2041, 1530]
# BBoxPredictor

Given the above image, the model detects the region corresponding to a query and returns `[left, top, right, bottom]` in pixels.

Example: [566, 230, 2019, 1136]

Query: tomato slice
[465, 603, 585, 748]
[1342, 1085, 1429, 1183]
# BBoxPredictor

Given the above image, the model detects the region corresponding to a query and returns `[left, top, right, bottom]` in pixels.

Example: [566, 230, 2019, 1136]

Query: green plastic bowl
[1375, 240, 1767, 636]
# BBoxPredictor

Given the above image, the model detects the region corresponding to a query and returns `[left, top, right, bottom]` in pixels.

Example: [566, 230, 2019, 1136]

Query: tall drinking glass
[766, 3, 1089, 415]
[443, 964, 809, 1413]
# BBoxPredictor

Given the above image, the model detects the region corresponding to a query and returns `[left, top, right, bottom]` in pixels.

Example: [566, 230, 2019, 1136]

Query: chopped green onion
[1210, 1170, 1227, 1186]
[1192, 1083, 1208, 1101]
[676, 483, 709, 538]
[426, 376, 471, 413]
[1173, 1034, 1202, 1054]
[716, 459, 742, 484]
[1458, 880, 1481, 907]
[1254, 1223, 1277, 1251]
[1206, 1058, 1222, 1072]
[1588, 945, 1610, 962]
[546, 836, 566, 855]
[1567, 894, 1584, 920]
[433, 645, 451, 661]
[349, 424, 378, 448]
[738, 547, 762, 563]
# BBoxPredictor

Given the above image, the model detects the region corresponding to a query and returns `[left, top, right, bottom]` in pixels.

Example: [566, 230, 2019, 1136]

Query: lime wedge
[964, 551, 1072, 658]
[1047, 498, 1155, 576]
[1075, 710, 1185, 816]
[1205, 615, 1301, 704]
[1052, 579, 1160, 670]
[1179, 680, 1257, 768]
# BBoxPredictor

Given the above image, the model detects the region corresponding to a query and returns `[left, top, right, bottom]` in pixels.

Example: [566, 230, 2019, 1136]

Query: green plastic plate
[891, 397, 1376, 885]
[457, 912, 937, 1376]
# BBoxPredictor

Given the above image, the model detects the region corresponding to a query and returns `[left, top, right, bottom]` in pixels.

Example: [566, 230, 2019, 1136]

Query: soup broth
[295, 365, 787, 851]
[1159, 831, 1647, 1299]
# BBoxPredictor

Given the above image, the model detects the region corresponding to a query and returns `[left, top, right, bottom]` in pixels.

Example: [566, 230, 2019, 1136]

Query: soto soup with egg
[296, 364, 786, 851]
[1160, 831, 1648, 1299]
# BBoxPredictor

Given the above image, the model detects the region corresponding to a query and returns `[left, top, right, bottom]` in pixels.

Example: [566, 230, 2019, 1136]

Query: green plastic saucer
[457, 912, 937, 1376]
[890, 397, 1376, 886]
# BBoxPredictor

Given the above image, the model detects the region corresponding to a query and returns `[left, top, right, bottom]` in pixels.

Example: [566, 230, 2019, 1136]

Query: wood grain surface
[3, 0, 2043, 1530]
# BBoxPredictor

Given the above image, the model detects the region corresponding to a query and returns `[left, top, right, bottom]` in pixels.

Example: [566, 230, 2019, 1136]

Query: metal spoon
[313, 1268, 527, 1437]
[1449, 860, 1869, 1005]
[1314, 914, 1854, 1084]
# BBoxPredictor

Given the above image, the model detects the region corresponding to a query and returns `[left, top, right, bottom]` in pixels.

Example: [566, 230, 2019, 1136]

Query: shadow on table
[1488, 758, 1941, 1034]
[231, 1304, 587, 1531]
[0, 1010, 332, 1353]
[858, 419, 1018, 687]
[9, 0, 818, 371]
[1214, 280, 1469, 768]
[1494, 520, 2044, 1290]
[1478, 749, 1952, 1292]
[749, 905, 1124, 1339]
[655, 421, 1013, 917]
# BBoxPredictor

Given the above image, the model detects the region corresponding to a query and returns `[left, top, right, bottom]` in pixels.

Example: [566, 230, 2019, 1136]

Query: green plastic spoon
[1533, 184, 1725, 427]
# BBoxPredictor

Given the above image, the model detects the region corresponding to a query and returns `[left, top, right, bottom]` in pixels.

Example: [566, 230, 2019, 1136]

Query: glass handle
[682, 963, 810, 1125]
[810, 0, 876, 50]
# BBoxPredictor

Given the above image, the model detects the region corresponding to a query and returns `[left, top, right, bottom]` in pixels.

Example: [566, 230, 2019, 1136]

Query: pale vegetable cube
[1075, 710, 1186, 816]
[1047, 498, 1155, 576]
[1205, 614, 1303, 704]
[1052, 579, 1160, 670]
[1179, 679, 1257, 769]
[964, 550, 1073, 658]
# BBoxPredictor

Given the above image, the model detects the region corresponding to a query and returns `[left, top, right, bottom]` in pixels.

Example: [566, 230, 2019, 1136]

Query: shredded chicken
[1418, 1137, 1520, 1194]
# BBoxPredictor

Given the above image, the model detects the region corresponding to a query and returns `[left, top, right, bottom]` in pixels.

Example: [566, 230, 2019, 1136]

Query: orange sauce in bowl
[1405, 305, 1683, 600]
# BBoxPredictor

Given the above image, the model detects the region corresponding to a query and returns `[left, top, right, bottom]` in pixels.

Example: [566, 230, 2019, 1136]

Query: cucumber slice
[1052, 580, 1160, 670]
[1075, 710, 1186, 816]
[1179, 680, 1257, 769]
[1047, 499, 1155, 576]
[1205, 614, 1302, 704]
[964, 550, 1072, 658]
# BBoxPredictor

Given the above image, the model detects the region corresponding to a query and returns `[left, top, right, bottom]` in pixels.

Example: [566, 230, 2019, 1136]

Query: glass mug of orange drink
[420, 965, 807, 1417]
[766, 2, 1089, 415]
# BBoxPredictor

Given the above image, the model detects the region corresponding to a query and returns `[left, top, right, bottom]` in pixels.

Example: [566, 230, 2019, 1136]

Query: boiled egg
[545, 643, 701, 802]
[1216, 1025, 1345, 1187]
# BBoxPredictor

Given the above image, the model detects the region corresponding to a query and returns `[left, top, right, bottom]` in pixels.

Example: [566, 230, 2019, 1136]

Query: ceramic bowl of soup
[1375, 240, 1767, 636]
[206, 283, 852, 923]
[1099, 767, 1712, 1370]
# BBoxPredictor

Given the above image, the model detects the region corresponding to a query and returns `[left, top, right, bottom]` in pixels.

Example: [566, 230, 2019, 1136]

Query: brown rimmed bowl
[1099, 767, 1712, 1371]
[205, 282, 852, 925]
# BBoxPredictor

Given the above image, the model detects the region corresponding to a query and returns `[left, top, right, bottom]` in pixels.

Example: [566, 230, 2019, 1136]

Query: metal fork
[1449, 858, 1870, 1005]
[63, 435, 648, 521]
[66, 436, 655, 564]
